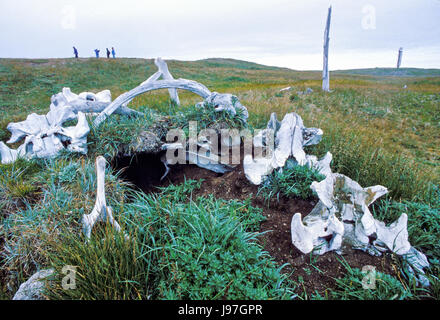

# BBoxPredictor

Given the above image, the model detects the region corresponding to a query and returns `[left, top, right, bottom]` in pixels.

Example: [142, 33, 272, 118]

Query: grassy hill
[0, 58, 439, 300]
[334, 67, 440, 78]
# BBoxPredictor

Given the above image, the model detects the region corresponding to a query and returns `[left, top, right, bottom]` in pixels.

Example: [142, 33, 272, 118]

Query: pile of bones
[1, 58, 430, 288]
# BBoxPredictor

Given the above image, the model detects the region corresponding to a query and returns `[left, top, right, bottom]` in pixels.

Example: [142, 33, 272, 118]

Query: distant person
[111, 47, 116, 59]
[106, 48, 110, 59]
[94, 49, 100, 58]
[73, 46, 78, 58]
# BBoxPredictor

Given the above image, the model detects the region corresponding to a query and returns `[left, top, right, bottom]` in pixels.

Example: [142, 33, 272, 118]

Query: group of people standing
[73, 46, 116, 59]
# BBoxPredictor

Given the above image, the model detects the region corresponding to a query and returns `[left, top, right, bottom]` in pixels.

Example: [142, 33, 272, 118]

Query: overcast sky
[0, 0, 439, 70]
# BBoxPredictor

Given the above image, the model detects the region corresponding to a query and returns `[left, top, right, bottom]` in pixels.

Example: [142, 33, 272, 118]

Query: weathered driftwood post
[397, 47, 403, 69]
[322, 6, 332, 92]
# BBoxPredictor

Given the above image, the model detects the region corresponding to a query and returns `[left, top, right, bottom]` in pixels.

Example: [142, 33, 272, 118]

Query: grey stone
[13, 269, 55, 300]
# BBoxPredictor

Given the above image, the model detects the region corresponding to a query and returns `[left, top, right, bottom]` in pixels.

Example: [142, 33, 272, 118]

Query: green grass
[86, 110, 158, 158]
[258, 162, 325, 205]
[334, 67, 440, 77]
[329, 257, 423, 300]
[39, 179, 295, 300]
[371, 185, 440, 295]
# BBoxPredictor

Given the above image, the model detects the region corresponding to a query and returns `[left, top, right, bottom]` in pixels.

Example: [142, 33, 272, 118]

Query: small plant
[87, 112, 156, 158]
[258, 162, 325, 204]
[0, 158, 41, 204]
[175, 102, 248, 131]
[329, 257, 421, 300]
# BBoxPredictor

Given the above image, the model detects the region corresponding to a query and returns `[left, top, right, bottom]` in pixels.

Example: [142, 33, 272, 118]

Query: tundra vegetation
[0, 58, 439, 300]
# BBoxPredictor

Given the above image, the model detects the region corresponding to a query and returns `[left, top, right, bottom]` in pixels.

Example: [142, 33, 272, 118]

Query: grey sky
[0, 0, 439, 70]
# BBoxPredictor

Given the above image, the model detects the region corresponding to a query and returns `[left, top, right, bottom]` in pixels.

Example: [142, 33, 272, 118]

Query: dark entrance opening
[112, 152, 166, 193]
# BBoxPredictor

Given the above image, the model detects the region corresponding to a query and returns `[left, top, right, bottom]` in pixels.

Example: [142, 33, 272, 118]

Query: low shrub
[258, 163, 325, 204]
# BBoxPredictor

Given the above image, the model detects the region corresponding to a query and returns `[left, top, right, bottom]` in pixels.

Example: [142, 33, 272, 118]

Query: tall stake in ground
[397, 47, 403, 69]
[322, 6, 332, 92]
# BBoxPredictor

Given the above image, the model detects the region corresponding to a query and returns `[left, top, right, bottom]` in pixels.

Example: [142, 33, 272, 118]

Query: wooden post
[397, 47, 403, 69]
[322, 6, 332, 92]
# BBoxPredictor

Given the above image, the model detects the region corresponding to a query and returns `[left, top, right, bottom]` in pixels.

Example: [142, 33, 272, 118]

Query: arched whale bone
[93, 58, 249, 127]
[94, 79, 212, 126]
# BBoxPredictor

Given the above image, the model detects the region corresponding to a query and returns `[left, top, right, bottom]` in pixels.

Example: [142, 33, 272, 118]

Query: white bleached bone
[58, 111, 90, 154]
[161, 137, 234, 175]
[291, 209, 344, 255]
[50, 88, 141, 117]
[402, 247, 430, 287]
[244, 112, 323, 185]
[59, 88, 112, 104]
[154, 57, 180, 105]
[291, 200, 344, 255]
[243, 110, 431, 284]
[160, 154, 171, 181]
[279, 86, 292, 92]
[187, 149, 234, 174]
[94, 58, 248, 127]
[21, 131, 64, 159]
[273, 113, 300, 167]
[122, 57, 180, 109]
[13, 269, 55, 300]
[82, 156, 123, 239]
[374, 213, 411, 255]
[305, 152, 333, 178]
[267, 112, 281, 132]
[0, 141, 23, 164]
[291, 212, 316, 254]
[303, 127, 323, 146]
[322, 6, 332, 92]
[65, 87, 111, 103]
[243, 154, 275, 185]
[292, 172, 418, 262]
[7, 108, 74, 144]
[1, 110, 90, 164]
[310, 173, 399, 253]
[94, 78, 211, 126]
[2, 86, 109, 164]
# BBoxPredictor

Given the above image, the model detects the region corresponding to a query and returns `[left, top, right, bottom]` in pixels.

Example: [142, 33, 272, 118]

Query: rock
[200, 92, 249, 121]
[296, 88, 313, 96]
[13, 269, 55, 300]
[129, 131, 163, 154]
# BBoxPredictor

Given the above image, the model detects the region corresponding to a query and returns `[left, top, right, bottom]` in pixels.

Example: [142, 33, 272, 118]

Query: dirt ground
[116, 152, 398, 297]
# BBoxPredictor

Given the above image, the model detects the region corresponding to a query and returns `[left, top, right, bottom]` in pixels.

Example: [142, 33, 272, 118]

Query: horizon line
[1, 56, 439, 72]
